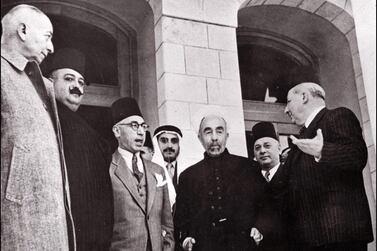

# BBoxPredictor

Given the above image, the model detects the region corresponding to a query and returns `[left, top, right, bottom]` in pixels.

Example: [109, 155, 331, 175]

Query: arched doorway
[237, 3, 362, 157]
[1, 0, 157, 150]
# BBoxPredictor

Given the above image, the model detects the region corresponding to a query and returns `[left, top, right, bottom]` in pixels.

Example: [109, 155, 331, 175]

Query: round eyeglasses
[118, 122, 149, 132]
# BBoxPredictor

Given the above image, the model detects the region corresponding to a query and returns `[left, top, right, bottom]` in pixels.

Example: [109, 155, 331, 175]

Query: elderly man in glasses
[109, 97, 174, 251]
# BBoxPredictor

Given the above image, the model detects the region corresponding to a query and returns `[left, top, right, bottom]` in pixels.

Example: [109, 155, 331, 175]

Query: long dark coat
[174, 149, 273, 251]
[285, 107, 373, 247]
[58, 102, 114, 250]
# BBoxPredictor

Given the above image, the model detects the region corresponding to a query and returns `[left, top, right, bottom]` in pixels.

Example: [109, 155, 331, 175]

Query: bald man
[284, 82, 373, 251]
[1, 4, 74, 250]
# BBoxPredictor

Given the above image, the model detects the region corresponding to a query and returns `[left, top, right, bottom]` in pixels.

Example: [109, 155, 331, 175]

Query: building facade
[2, 0, 375, 249]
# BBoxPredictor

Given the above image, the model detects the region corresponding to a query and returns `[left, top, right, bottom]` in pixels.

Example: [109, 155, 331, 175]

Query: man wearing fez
[140, 131, 155, 161]
[174, 114, 270, 251]
[284, 79, 373, 250]
[251, 122, 289, 251]
[1, 5, 74, 250]
[48, 48, 114, 250]
[152, 125, 185, 210]
[109, 97, 174, 251]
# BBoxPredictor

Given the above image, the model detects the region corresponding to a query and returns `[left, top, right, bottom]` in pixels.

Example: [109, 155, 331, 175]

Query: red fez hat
[47, 48, 86, 77]
[251, 122, 279, 146]
[111, 97, 142, 125]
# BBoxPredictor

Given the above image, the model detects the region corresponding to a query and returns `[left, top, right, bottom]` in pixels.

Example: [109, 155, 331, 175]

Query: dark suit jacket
[174, 149, 272, 251]
[109, 150, 175, 251]
[257, 164, 289, 251]
[285, 107, 373, 246]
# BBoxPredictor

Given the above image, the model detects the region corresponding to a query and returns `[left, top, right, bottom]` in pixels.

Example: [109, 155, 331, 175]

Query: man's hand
[182, 237, 196, 251]
[290, 129, 323, 159]
[250, 227, 263, 246]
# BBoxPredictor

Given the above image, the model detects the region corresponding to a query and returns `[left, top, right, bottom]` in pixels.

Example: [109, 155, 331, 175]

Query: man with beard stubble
[174, 114, 272, 251]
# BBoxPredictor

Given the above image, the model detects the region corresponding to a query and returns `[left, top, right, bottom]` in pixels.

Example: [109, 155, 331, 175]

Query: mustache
[163, 147, 175, 153]
[69, 87, 83, 96]
[209, 143, 221, 148]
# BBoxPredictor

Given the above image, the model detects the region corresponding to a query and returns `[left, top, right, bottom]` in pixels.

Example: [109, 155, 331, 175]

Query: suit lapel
[303, 108, 327, 139]
[113, 151, 146, 214]
[144, 160, 157, 215]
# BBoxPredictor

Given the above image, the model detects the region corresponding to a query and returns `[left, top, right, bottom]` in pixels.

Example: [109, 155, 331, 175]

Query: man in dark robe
[174, 114, 272, 251]
[48, 48, 114, 250]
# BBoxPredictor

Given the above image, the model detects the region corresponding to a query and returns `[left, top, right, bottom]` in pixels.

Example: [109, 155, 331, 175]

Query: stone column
[149, 0, 247, 166]
[351, 0, 376, 149]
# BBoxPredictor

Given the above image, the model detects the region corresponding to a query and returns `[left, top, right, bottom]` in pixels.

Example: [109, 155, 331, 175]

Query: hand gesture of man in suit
[284, 82, 373, 251]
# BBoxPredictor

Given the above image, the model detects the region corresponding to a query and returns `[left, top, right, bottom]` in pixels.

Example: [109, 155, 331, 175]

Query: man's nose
[47, 40, 54, 54]
[210, 132, 218, 141]
[76, 82, 84, 94]
[137, 126, 145, 135]
[284, 106, 289, 114]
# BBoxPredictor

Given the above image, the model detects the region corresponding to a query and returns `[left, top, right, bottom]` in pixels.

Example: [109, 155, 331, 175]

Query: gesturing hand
[182, 237, 196, 251]
[290, 129, 323, 158]
[250, 227, 263, 246]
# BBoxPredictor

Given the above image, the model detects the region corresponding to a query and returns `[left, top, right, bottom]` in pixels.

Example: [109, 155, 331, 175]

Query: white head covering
[151, 127, 183, 210]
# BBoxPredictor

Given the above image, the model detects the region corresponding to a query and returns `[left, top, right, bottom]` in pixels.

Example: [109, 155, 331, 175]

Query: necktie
[132, 154, 143, 183]
[264, 170, 270, 182]
[166, 163, 175, 180]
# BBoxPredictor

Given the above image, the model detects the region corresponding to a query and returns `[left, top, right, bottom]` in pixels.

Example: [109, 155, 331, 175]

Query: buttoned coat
[1, 49, 73, 250]
[109, 150, 175, 251]
[174, 149, 272, 251]
[285, 107, 373, 246]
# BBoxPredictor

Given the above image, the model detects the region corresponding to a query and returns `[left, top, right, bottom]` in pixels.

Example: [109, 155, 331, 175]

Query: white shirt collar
[118, 147, 144, 173]
[164, 160, 177, 168]
[261, 162, 280, 181]
[305, 106, 326, 128]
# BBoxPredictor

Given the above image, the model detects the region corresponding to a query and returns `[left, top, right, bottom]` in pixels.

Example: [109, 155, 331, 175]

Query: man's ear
[112, 125, 120, 138]
[17, 23, 27, 41]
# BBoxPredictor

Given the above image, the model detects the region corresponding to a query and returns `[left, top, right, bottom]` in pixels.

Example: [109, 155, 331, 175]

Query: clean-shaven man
[109, 97, 174, 251]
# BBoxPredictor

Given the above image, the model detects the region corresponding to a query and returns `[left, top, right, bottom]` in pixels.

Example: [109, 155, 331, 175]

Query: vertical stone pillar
[351, 0, 376, 149]
[150, 0, 246, 166]
[351, 2, 376, 249]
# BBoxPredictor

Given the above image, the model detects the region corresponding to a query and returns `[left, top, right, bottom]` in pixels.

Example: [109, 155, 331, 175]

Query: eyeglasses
[118, 122, 149, 132]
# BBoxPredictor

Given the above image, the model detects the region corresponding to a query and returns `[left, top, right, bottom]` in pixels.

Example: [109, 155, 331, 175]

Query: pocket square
[154, 173, 168, 187]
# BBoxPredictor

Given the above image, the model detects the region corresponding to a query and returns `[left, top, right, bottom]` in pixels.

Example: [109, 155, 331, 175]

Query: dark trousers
[290, 241, 367, 251]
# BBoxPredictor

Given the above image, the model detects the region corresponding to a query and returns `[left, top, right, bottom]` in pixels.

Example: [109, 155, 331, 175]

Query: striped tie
[132, 154, 143, 183]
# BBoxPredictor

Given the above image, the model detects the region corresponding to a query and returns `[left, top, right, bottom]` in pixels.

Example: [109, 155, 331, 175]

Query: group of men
[1, 3, 373, 251]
